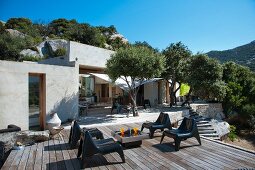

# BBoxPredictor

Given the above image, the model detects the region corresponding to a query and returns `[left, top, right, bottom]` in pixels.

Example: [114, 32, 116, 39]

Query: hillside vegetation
[207, 41, 255, 71]
[0, 18, 130, 61]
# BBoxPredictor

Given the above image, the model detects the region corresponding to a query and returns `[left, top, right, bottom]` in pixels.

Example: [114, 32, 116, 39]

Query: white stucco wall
[0, 60, 79, 130]
[69, 41, 115, 68]
[144, 82, 159, 106]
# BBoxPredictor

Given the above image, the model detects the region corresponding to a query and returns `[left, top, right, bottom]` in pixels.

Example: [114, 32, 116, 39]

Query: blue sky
[1, 0, 255, 53]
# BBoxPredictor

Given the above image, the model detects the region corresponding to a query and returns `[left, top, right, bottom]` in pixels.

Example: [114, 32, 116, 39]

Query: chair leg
[160, 133, 165, 144]
[117, 150, 125, 163]
[149, 129, 155, 138]
[77, 138, 83, 158]
[81, 156, 91, 169]
[68, 126, 73, 144]
[141, 125, 144, 132]
[194, 133, 201, 145]
[174, 138, 181, 151]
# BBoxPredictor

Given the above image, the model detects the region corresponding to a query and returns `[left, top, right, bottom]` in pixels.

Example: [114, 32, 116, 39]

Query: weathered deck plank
[2, 123, 255, 170]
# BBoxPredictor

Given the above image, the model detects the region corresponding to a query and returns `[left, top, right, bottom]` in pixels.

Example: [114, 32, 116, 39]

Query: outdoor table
[111, 129, 149, 148]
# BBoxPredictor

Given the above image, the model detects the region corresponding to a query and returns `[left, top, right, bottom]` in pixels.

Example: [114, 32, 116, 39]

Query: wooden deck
[2, 123, 255, 170]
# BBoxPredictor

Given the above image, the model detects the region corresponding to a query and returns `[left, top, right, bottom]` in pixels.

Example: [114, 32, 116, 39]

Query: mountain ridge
[207, 40, 255, 71]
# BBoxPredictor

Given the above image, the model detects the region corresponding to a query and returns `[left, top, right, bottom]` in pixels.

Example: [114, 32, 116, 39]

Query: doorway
[29, 73, 46, 130]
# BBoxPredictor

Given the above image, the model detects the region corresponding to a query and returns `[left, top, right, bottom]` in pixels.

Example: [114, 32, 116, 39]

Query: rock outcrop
[0, 130, 50, 157]
[5, 29, 26, 38]
[20, 49, 41, 58]
[110, 33, 128, 43]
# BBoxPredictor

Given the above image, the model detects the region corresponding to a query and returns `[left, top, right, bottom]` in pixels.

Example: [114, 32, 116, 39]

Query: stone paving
[63, 106, 189, 129]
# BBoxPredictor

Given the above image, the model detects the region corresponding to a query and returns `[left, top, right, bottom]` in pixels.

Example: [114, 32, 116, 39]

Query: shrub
[54, 47, 66, 57]
[228, 125, 237, 142]
[20, 55, 41, 62]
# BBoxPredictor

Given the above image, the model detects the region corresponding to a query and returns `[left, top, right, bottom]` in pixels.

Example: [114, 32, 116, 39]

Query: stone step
[197, 123, 212, 127]
[198, 127, 214, 131]
[198, 130, 217, 134]
[196, 120, 210, 124]
[200, 133, 219, 137]
[203, 136, 221, 140]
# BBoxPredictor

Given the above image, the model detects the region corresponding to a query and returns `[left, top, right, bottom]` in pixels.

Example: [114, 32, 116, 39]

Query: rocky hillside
[0, 18, 129, 61]
[207, 41, 255, 71]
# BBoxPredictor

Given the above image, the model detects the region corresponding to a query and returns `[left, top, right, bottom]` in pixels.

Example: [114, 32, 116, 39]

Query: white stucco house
[0, 40, 178, 130]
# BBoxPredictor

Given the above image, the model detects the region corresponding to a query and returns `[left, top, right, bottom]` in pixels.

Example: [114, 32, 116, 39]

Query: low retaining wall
[190, 103, 225, 120]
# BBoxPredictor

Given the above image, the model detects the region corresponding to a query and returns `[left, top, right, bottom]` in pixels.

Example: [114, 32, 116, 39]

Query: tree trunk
[181, 87, 192, 107]
[169, 80, 176, 107]
[130, 90, 138, 117]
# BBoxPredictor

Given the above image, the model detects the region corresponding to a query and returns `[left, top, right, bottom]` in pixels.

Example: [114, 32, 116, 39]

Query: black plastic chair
[80, 131, 125, 168]
[68, 120, 104, 149]
[141, 112, 172, 138]
[160, 117, 201, 151]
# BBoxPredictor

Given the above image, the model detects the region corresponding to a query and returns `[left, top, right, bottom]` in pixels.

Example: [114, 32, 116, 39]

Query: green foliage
[0, 32, 35, 61]
[222, 62, 255, 130]
[207, 41, 255, 71]
[133, 41, 158, 53]
[0, 22, 5, 33]
[54, 48, 66, 57]
[161, 42, 192, 106]
[186, 53, 226, 101]
[241, 104, 255, 131]
[106, 46, 165, 116]
[20, 55, 41, 62]
[180, 84, 190, 96]
[6, 18, 32, 30]
[228, 125, 237, 142]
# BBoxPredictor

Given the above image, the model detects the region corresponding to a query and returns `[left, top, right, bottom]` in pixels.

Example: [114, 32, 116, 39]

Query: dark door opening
[29, 73, 46, 130]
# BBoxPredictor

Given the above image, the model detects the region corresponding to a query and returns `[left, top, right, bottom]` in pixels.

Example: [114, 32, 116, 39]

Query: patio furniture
[141, 112, 172, 138]
[80, 131, 125, 168]
[0, 124, 21, 133]
[111, 128, 149, 147]
[68, 120, 104, 149]
[160, 117, 201, 151]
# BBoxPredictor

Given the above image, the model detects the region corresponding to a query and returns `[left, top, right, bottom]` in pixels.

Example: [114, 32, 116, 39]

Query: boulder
[47, 39, 68, 55]
[0, 132, 17, 153]
[37, 39, 68, 58]
[20, 49, 41, 58]
[210, 119, 230, 139]
[0, 130, 50, 154]
[16, 130, 50, 145]
[110, 33, 128, 43]
[5, 29, 26, 38]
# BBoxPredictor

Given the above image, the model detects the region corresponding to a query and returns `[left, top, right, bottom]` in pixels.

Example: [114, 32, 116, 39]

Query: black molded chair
[68, 120, 104, 149]
[80, 131, 125, 168]
[141, 112, 172, 138]
[160, 117, 201, 151]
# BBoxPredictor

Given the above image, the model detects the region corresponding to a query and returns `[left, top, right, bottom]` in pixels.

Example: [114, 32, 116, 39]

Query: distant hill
[207, 41, 255, 71]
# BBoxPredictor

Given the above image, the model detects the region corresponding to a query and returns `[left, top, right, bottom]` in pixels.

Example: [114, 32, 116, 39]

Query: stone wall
[0, 61, 79, 130]
[190, 103, 225, 120]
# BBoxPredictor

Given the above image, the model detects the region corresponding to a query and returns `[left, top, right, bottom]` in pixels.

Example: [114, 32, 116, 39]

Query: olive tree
[106, 46, 165, 116]
[161, 42, 192, 107]
[186, 53, 226, 102]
